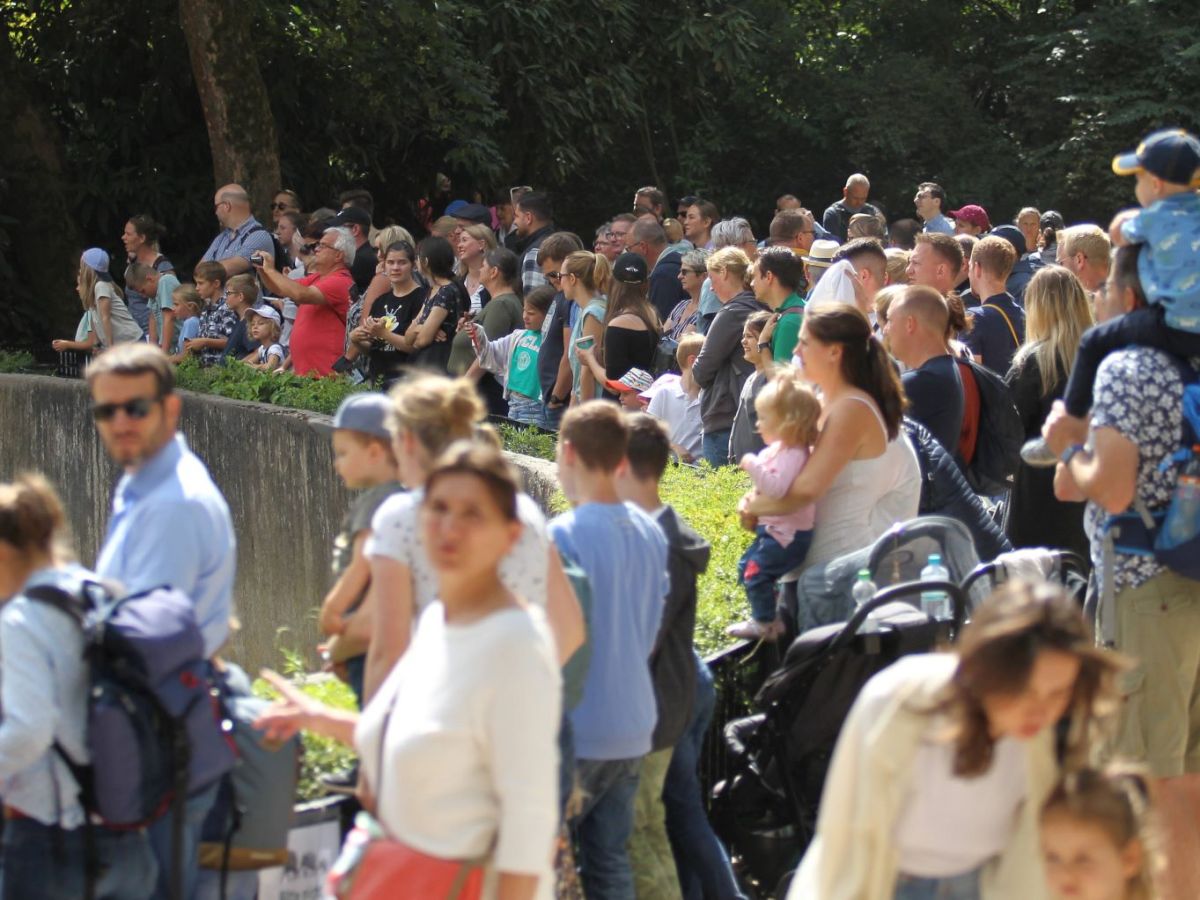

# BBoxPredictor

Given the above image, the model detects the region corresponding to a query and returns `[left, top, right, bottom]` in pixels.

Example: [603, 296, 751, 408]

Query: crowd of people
[8, 126, 1200, 899]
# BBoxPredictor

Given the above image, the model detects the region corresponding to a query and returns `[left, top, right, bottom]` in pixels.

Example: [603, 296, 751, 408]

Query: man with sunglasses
[90, 343, 235, 900]
[200, 183, 276, 277]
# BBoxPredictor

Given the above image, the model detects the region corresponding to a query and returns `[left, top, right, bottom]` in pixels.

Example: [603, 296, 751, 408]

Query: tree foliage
[2, 0, 1199, 342]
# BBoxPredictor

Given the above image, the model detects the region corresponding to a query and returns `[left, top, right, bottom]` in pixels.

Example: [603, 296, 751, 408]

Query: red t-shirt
[290, 268, 352, 376]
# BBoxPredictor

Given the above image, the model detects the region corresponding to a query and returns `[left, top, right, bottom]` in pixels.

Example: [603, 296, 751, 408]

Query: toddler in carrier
[728, 367, 820, 642]
[1025, 128, 1200, 466]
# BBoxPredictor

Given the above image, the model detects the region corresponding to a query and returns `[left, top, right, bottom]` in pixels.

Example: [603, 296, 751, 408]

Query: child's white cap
[245, 304, 282, 326]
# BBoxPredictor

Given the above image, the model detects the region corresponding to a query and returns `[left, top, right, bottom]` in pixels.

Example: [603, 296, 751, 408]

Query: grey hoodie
[691, 290, 769, 432]
[650, 505, 712, 751]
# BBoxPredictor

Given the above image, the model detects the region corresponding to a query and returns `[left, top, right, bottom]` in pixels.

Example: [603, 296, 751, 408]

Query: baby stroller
[779, 515, 988, 636]
[713, 520, 975, 898]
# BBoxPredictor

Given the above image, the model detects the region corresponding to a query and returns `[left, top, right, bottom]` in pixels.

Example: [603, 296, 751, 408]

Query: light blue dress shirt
[96, 433, 236, 657]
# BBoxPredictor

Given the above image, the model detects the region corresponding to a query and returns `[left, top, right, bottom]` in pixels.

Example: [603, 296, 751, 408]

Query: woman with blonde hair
[350, 373, 583, 699]
[560, 250, 613, 402]
[1005, 265, 1093, 562]
[692, 246, 763, 465]
[52, 249, 143, 354]
[456, 223, 499, 314]
[791, 580, 1126, 900]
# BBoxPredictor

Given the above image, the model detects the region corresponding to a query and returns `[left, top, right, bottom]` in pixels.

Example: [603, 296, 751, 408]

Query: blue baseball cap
[989, 224, 1027, 257]
[1112, 129, 1200, 185]
[443, 200, 470, 216]
[332, 393, 392, 441]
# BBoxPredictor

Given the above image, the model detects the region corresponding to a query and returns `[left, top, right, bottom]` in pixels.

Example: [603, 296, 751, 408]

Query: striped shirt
[201, 216, 275, 265]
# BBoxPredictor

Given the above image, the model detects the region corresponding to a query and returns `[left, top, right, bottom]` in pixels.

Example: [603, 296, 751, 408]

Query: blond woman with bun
[349, 373, 583, 701]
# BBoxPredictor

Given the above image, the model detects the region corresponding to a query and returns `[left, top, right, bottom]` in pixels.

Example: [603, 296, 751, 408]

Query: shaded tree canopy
[2, 0, 1198, 340]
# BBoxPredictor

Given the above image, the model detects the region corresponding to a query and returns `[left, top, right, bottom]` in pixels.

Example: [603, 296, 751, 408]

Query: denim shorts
[894, 867, 982, 900]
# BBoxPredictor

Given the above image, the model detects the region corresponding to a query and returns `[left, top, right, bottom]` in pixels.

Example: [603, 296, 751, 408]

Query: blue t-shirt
[175, 317, 200, 354]
[549, 502, 668, 760]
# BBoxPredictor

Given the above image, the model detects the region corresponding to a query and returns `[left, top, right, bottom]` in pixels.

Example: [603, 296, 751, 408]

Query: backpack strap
[23, 584, 88, 626]
[982, 303, 1020, 348]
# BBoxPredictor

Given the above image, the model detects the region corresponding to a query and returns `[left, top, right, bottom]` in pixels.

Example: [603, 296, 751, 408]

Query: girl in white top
[51, 248, 144, 355]
[258, 444, 561, 900]
[742, 303, 920, 570]
[790, 581, 1126, 900]
[346, 372, 585, 701]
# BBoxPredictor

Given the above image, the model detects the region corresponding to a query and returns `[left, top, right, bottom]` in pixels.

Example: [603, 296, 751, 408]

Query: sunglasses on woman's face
[271, 202, 292, 211]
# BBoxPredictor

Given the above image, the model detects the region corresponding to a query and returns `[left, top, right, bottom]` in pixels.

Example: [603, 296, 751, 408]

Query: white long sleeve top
[356, 603, 562, 899]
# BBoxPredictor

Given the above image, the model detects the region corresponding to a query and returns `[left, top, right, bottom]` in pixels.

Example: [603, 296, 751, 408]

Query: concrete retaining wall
[0, 374, 559, 673]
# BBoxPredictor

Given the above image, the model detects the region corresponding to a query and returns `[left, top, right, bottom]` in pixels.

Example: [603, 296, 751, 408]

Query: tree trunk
[0, 33, 84, 339]
[179, 0, 282, 222]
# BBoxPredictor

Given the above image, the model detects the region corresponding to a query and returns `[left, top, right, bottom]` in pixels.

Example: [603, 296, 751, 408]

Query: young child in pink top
[728, 368, 821, 641]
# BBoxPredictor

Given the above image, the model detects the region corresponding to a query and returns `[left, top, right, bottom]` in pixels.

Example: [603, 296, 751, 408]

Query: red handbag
[328, 815, 484, 900]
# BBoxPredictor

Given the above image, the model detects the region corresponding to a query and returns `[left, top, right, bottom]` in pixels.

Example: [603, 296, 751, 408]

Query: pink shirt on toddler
[743, 441, 815, 546]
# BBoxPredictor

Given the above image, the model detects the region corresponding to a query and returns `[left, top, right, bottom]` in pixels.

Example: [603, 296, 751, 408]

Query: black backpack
[954, 356, 1022, 495]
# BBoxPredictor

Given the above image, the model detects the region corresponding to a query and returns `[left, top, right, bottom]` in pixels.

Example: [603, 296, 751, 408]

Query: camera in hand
[250, 253, 265, 268]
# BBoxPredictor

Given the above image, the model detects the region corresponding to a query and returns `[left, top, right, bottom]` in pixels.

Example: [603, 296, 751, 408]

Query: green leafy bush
[497, 422, 557, 461]
[253, 649, 358, 805]
[175, 357, 366, 415]
[0, 350, 34, 374]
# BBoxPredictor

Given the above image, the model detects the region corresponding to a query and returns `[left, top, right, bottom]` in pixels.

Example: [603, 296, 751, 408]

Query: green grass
[497, 423, 753, 655]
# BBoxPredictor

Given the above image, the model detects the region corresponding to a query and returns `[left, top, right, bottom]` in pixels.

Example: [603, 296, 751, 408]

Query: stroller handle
[830, 580, 967, 655]
[961, 550, 1090, 599]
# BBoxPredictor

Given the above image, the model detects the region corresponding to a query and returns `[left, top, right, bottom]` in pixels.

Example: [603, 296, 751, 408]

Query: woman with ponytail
[351, 373, 584, 700]
[741, 302, 921, 570]
[0, 474, 155, 897]
[560, 250, 612, 403]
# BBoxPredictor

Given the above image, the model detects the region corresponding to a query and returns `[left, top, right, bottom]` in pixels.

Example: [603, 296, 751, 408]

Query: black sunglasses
[92, 396, 159, 422]
[301, 242, 318, 254]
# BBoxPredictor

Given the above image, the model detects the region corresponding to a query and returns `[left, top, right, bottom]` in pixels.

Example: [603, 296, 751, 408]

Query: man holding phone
[257, 226, 354, 376]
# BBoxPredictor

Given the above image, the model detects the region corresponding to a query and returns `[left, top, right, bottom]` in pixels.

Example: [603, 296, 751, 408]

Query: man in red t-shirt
[259, 226, 354, 375]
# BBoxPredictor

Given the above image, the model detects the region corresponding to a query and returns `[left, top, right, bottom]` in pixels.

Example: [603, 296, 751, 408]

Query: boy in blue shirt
[550, 401, 669, 900]
[1025, 128, 1200, 466]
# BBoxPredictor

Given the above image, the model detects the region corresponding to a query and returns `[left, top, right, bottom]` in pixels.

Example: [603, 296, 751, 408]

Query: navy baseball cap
[989, 224, 1027, 257]
[1112, 129, 1200, 185]
[332, 393, 392, 441]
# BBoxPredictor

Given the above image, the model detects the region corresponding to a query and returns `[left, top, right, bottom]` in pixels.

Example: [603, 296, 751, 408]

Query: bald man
[201, 183, 276, 277]
[822, 173, 882, 242]
[884, 285, 964, 457]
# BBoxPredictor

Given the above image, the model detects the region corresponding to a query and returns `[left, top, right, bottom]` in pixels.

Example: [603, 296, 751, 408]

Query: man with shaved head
[822, 173, 881, 242]
[200, 183, 276, 277]
[629, 217, 688, 320]
[884, 284, 964, 456]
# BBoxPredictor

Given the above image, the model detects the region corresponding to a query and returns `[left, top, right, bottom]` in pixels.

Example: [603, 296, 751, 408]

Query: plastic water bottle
[1164, 446, 1200, 548]
[920, 553, 951, 621]
[852, 569, 879, 633]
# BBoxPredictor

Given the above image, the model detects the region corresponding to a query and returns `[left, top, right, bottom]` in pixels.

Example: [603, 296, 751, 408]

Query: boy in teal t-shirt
[469, 286, 555, 428]
[126, 262, 180, 353]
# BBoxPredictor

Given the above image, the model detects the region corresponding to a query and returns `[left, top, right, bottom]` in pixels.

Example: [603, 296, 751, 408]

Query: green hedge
[174, 357, 367, 415]
[0, 351, 34, 374]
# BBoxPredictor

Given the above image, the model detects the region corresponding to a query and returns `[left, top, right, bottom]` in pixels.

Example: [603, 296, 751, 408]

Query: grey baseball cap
[332, 393, 393, 441]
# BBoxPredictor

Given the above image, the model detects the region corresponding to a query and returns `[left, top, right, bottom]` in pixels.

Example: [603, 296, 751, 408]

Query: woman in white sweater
[258, 442, 562, 900]
[789, 581, 1125, 900]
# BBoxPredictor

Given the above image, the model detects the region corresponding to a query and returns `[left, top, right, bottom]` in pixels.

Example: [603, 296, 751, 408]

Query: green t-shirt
[506, 329, 543, 401]
[772, 293, 805, 362]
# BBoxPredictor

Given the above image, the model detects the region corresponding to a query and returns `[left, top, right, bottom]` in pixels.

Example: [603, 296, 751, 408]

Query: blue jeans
[702, 428, 732, 468]
[559, 714, 575, 819]
[148, 781, 219, 900]
[1, 817, 157, 900]
[663, 652, 746, 900]
[738, 527, 813, 622]
[542, 401, 565, 431]
[572, 757, 642, 900]
[894, 868, 983, 899]
[508, 394, 547, 428]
